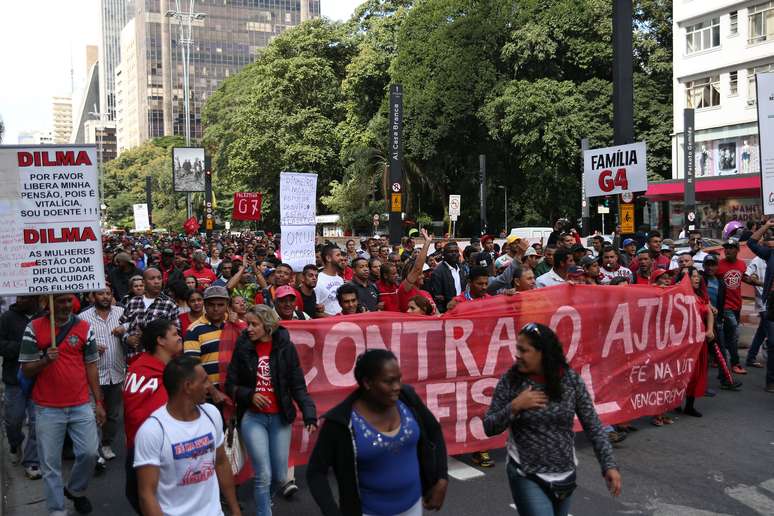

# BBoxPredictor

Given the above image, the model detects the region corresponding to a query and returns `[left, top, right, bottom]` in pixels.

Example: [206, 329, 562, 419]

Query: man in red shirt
[183, 250, 217, 290]
[19, 294, 106, 515]
[716, 239, 748, 375]
[628, 231, 670, 273]
[122, 318, 182, 513]
[447, 266, 491, 311]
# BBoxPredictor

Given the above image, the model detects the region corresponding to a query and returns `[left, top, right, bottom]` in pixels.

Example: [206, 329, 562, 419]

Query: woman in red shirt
[178, 290, 204, 335]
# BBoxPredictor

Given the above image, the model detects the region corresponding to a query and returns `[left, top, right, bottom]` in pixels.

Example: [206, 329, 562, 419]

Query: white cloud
[321, 0, 362, 21]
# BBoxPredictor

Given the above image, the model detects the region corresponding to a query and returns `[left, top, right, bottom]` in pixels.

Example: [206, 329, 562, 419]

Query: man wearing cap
[522, 247, 542, 271]
[619, 238, 637, 268]
[183, 286, 232, 398]
[536, 248, 575, 288]
[660, 243, 674, 264]
[651, 268, 672, 287]
[158, 249, 183, 288]
[183, 251, 217, 290]
[274, 285, 311, 321]
[599, 246, 633, 284]
[108, 252, 143, 302]
[716, 239, 748, 376]
[579, 256, 601, 284]
[570, 243, 589, 265]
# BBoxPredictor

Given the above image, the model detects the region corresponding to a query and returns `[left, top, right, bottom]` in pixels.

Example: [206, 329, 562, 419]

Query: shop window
[749, 1, 774, 44]
[686, 17, 720, 54]
[686, 76, 721, 109]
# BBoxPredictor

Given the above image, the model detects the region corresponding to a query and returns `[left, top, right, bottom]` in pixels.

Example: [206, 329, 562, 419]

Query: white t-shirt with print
[134, 403, 224, 516]
[315, 271, 344, 315]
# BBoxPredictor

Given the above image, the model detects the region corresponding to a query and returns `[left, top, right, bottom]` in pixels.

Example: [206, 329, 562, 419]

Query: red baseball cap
[275, 285, 297, 299]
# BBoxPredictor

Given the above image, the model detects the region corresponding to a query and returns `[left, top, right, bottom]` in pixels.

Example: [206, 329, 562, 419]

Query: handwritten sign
[0, 145, 105, 295]
[280, 172, 317, 226]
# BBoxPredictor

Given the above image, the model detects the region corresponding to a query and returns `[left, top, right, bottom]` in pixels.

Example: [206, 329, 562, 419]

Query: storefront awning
[644, 174, 761, 202]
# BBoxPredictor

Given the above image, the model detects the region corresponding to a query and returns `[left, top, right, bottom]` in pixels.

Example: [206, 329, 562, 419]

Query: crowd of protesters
[2, 214, 773, 516]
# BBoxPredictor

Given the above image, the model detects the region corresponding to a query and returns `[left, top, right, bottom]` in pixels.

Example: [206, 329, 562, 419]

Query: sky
[0, 0, 362, 144]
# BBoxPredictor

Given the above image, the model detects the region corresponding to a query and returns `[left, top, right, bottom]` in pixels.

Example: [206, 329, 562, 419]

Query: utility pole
[479, 155, 487, 236]
[166, 0, 206, 219]
[612, 0, 635, 229]
[497, 185, 508, 234]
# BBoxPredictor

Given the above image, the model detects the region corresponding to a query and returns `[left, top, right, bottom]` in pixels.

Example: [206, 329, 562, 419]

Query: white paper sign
[0, 145, 105, 295]
[280, 172, 318, 226]
[449, 194, 461, 221]
[583, 141, 647, 198]
[133, 203, 150, 231]
[757, 73, 774, 215]
[280, 225, 316, 271]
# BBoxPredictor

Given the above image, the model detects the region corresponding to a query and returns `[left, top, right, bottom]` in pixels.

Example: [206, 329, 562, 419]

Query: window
[729, 71, 738, 95]
[686, 76, 721, 108]
[730, 11, 738, 35]
[686, 17, 720, 53]
[748, 63, 774, 101]
[749, 1, 774, 44]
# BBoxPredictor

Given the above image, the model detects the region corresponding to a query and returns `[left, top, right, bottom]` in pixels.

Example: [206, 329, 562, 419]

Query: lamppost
[88, 106, 107, 226]
[166, 0, 206, 218]
[497, 185, 508, 235]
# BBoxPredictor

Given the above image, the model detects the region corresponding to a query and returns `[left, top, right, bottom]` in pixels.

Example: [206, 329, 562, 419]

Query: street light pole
[497, 185, 508, 234]
[166, 0, 206, 219]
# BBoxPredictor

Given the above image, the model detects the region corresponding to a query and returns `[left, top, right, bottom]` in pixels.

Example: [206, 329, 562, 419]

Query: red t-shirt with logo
[251, 341, 279, 414]
[183, 266, 218, 289]
[716, 259, 746, 311]
[122, 353, 169, 448]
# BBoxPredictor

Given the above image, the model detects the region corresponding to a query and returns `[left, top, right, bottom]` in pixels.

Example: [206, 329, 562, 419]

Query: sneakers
[471, 451, 495, 468]
[766, 384, 774, 393]
[745, 361, 764, 368]
[720, 380, 743, 391]
[24, 465, 42, 480]
[94, 456, 107, 476]
[100, 445, 116, 461]
[731, 365, 748, 375]
[607, 430, 627, 444]
[64, 488, 93, 514]
[281, 479, 299, 499]
[9, 445, 21, 466]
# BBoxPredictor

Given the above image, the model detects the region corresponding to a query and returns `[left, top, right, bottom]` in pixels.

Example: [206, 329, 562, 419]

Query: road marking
[725, 484, 774, 514]
[509, 505, 573, 515]
[648, 502, 731, 516]
[761, 479, 774, 496]
[447, 457, 485, 481]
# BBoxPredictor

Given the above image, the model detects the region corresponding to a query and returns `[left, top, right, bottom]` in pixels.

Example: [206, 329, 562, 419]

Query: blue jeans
[240, 411, 292, 516]
[35, 403, 99, 515]
[3, 383, 38, 466]
[718, 309, 741, 379]
[767, 321, 774, 386]
[747, 312, 767, 365]
[507, 460, 571, 516]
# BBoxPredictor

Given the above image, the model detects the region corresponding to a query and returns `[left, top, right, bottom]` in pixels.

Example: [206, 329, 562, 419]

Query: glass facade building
[100, 0, 134, 121]
[119, 0, 319, 148]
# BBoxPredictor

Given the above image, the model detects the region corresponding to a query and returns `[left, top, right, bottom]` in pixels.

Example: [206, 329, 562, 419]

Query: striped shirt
[183, 316, 224, 386]
[79, 305, 126, 385]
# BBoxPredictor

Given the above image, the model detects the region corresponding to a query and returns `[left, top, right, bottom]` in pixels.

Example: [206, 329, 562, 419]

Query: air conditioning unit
[747, 99, 756, 106]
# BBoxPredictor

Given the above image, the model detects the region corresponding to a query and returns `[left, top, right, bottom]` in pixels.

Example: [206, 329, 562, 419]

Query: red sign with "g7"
[232, 192, 262, 221]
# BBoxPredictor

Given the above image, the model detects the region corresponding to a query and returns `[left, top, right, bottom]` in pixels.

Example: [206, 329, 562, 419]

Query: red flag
[183, 216, 200, 235]
[232, 192, 262, 221]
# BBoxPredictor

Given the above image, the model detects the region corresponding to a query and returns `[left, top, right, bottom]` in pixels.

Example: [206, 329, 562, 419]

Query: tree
[102, 136, 188, 230]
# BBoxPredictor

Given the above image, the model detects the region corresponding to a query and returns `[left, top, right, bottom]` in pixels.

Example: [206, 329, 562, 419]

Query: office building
[646, 1, 773, 238]
[51, 96, 73, 144]
[115, 0, 319, 151]
[99, 0, 134, 121]
[72, 46, 102, 144]
[18, 130, 54, 145]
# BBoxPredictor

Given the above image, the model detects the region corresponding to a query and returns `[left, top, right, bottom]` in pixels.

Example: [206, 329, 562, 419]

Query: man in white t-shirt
[599, 246, 633, 284]
[315, 245, 346, 316]
[134, 356, 241, 516]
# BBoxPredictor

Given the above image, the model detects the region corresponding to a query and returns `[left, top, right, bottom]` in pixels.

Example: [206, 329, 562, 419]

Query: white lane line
[725, 485, 774, 514]
[760, 478, 774, 496]
[510, 505, 574, 515]
[446, 457, 485, 481]
[648, 502, 731, 516]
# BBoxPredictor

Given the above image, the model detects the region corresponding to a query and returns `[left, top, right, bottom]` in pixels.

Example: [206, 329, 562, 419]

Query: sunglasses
[521, 322, 541, 336]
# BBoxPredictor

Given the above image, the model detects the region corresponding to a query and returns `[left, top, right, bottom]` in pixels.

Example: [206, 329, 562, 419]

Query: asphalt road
[4, 331, 774, 516]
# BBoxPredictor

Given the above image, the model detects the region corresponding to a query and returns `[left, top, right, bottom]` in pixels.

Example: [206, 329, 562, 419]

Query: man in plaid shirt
[119, 268, 180, 359]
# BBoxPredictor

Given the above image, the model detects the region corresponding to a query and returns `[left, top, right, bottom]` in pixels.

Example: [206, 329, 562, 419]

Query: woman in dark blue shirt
[307, 349, 448, 516]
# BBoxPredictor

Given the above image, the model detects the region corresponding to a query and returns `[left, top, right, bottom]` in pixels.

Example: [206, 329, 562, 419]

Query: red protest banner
[280, 281, 705, 463]
[232, 192, 262, 221]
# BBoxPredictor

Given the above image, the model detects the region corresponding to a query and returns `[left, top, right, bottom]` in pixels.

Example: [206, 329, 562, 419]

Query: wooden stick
[49, 294, 57, 349]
